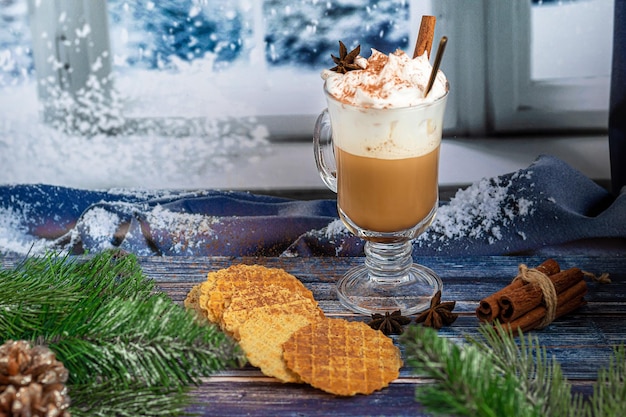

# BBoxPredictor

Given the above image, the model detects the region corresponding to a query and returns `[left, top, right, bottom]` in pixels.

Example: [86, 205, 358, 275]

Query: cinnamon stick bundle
[476, 259, 560, 322]
[499, 268, 584, 323]
[475, 259, 588, 332]
[504, 280, 587, 333]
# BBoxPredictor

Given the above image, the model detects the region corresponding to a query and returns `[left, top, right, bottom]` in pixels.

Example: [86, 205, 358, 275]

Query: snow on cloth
[0, 155, 624, 257]
[0, 187, 337, 256]
[284, 155, 626, 257]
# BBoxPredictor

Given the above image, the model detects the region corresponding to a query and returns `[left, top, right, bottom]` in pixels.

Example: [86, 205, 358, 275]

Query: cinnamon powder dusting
[360, 51, 414, 103]
[365, 51, 388, 73]
[361, 52, 389, 100]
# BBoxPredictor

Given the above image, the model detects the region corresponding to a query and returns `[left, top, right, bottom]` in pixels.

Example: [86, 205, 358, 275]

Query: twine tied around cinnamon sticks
[512, 264, 558, 329]
[475, 259, 607, 332]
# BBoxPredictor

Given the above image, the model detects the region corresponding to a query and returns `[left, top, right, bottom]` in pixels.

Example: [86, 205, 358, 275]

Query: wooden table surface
[126, 255, 625, 417]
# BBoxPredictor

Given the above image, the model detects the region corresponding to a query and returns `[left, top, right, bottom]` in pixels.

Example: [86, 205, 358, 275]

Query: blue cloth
[0, 155, 624, 257]
[0, 187, 336, 256]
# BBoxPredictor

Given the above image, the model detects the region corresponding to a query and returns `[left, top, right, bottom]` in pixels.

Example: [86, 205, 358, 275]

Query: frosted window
[263, 0, 409, 67]
[531, 0, 613, 81]
[104, 0, 410, 127]
[108, 1, 250, 70]
[0, 0, 32, 86]
[0, 0, 412, 188]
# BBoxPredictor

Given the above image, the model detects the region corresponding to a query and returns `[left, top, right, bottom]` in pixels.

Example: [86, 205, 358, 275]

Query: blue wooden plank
[187, 379, 431, 417]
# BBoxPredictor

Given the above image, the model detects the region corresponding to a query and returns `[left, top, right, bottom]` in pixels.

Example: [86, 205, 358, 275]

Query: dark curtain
[610, 0, 626, 194]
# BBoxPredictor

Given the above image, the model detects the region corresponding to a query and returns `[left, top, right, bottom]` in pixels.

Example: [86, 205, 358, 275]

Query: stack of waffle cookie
[185, 264, 402, 396]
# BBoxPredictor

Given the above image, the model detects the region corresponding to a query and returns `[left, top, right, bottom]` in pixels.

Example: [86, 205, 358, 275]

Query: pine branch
[0, 258, 81, 337]
[49, 295, 242, 387]
[0, 250, 243, 416]
[0, 251, 153, 339]
[402, 324, 626, 417]
[472, 323, 584, 417]
[401, 325, 542, 417]
[588, 344, 626, 417]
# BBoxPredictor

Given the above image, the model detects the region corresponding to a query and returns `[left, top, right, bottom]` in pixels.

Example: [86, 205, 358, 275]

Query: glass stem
[364, 240, 413, 284]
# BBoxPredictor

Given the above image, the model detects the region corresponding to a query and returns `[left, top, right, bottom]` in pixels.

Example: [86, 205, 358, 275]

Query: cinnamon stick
[413, 15, 436, 58]
[504, 279, 588, 333]
[476, 259, 560, 322]
[498, 268, 584, 323]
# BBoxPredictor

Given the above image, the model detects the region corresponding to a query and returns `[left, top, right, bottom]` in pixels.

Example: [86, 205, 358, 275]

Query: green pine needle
[0, 250, 244, 416]
[588, 344, 626, 417]
[401, 325, 541, 417]
[401, 323, 625, 417]
[68, 381, 193, 417]
[472, 323, 581, 417]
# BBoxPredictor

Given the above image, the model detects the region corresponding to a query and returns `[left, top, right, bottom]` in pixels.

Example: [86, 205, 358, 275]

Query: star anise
[415, 291, 458, 330]
[368, 310, 411, 335]
[330, 41, 361, 74]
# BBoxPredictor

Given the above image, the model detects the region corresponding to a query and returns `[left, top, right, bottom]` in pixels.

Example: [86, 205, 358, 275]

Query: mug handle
[313, 109, 337, 193]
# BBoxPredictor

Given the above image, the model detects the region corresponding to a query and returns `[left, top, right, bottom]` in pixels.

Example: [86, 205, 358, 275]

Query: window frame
[21, 0, 612, 139]
[367, 0, 611, 136]
[484, 0, 610, 134]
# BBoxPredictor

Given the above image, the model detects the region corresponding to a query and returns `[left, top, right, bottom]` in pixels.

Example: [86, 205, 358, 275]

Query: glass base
[336, 263, 442, 315]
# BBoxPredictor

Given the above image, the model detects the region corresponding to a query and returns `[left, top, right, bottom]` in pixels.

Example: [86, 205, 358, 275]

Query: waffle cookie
[198, 264, 315, 323]
[221, 285, 324, 339]
[282, 318, 403, 396]
[238, 310, 321, 383]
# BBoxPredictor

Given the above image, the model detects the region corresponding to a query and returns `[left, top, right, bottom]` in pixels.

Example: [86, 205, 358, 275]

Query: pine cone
[0, 340, 71, 417]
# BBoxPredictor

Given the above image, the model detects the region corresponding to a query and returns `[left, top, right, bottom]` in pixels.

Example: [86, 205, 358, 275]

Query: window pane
[263, 0, 409, 68]
[108, 1, 250, 71]
[487, 0, 611, 132]
[108, 0, 410, 122]
[0, 0, 32, 87]
[530, 0, 613, 81]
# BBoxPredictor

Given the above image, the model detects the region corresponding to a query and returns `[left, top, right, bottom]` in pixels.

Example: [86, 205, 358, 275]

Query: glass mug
[314, 87, 448, 315]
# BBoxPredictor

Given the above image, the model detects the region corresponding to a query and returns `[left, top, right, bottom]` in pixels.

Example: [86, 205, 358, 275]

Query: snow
[0, 207, 51, 255]
[147, 205, 220, 253]
[0, 190, 224, 256]
[324, 218, 349, 239]
[148, 205, 219, 241]
[416, 173, 536, 248]
[0, 69, 272, 189]
[79, 207, 121, 251]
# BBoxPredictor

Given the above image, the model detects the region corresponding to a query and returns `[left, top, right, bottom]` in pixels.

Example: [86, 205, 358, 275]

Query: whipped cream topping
[321, 48, 447, 109]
